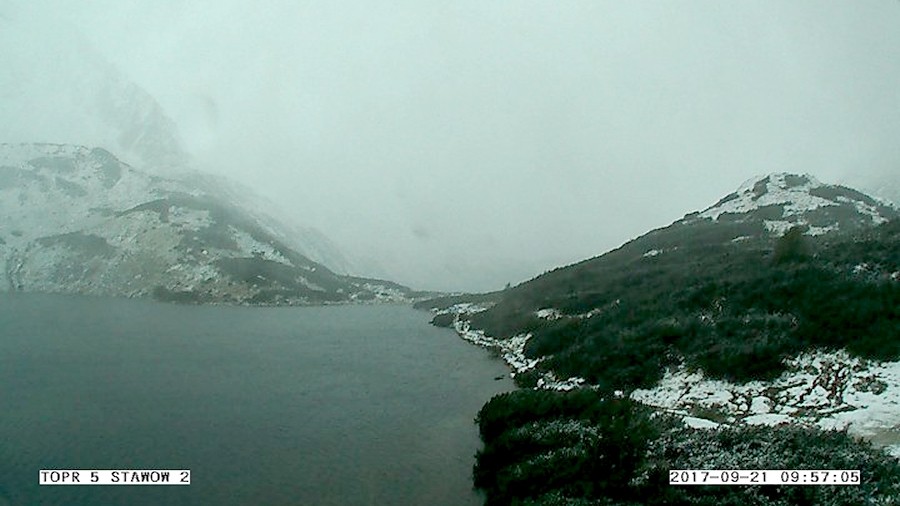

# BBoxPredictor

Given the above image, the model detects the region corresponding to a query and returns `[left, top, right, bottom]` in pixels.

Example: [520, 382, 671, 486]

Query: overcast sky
[3, 1, 899, 291]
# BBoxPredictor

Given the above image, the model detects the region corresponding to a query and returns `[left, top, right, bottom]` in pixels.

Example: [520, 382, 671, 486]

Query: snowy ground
[631, 350, 900, 457]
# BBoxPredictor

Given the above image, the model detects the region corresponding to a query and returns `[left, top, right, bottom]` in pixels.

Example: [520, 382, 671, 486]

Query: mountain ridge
[0, 143, 425, 304]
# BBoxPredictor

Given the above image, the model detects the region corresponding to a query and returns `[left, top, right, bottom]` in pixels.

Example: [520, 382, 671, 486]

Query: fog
[2, 1, 899, 292]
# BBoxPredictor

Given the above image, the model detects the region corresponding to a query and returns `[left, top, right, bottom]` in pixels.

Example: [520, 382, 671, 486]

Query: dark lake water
[0, 293, 514, 505]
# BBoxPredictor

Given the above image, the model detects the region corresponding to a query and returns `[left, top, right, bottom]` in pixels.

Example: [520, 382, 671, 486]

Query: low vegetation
[474, 389, 900, 505]
[454, 220, 899, 389]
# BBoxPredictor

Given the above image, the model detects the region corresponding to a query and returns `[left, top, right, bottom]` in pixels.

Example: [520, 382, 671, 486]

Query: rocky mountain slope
[419, 173, 900, 504]
[0, 143, 419, 304]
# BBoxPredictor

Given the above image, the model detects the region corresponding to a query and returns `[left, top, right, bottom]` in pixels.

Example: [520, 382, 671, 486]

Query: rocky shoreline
[431, 302, 586, 391]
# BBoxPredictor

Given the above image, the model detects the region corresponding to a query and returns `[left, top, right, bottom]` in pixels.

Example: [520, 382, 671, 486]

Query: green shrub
[474, 390, 900, 505]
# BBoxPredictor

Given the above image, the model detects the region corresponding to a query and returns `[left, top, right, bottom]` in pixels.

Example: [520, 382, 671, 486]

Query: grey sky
[3, 1, 900, 291]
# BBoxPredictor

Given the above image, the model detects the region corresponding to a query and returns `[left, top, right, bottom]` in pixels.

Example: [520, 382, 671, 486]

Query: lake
[0, 293, 514, 505]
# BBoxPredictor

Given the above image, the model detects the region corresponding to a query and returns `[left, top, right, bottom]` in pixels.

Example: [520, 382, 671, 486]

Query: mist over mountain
[0, 143, 419, 304]
[0, 17, 188, 171]
[0, 10, 388, 287]
[863, 174, 900, 208]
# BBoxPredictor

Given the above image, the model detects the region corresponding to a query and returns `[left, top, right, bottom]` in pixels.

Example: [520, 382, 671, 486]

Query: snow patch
[750, 396, 772, 414]
[354, 282, 409, 303]
[168, 206, 213, 231]
[433, 302, 492, 316]
[631, 350, 900, 447]
[536, 373, 586, 392]
[806, 223, 840, 236]
[701, 173, 833, 221]
[683, 416, 721, 429]
[854, 199, 890, 226]
[230, 227, 292, 266]
[697, 172, 894, 237]
[744, 413, 792, 426]
[536, 308, 563, 320]
[763, 220, 795, 236]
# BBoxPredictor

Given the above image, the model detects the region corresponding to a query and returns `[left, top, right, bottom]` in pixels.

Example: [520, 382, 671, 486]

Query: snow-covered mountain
[0, 14, 376, 291]
[685, 172, 897, 237]
[0, 143, 416, 304]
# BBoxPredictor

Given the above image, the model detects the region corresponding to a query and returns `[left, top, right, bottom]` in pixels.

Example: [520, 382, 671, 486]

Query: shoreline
[430, 301, 900, 460]
[432, 302, 586, 391]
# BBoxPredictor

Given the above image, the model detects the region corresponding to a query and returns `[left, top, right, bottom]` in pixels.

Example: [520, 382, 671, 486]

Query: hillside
[419, 173, 900, 505]
[0, 143, 422, 304]
[423, 173, 898, 387]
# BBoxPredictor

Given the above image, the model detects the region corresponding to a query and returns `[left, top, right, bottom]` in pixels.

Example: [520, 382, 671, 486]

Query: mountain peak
[735, 172, 821, 193]
[694, 172, 896, 236]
